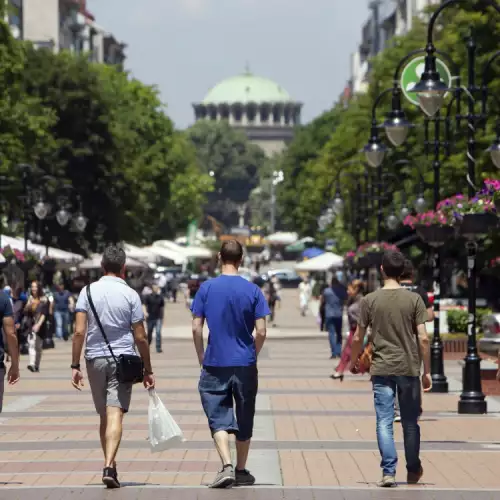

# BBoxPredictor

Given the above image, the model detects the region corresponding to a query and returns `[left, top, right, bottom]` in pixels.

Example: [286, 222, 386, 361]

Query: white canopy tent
[0, 253, 5, 264]
[145, 245, 187, 265]
[295, 252, 344, 272]
[79, 254, 149, 270]
[152, 240, 212, 260]
[0, 235, 83, 263]
[266, 232, 299, 244]
[122, 243, 159, 264]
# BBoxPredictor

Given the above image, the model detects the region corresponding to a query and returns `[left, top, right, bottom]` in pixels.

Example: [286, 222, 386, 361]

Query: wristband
[71, 363, 81, 370]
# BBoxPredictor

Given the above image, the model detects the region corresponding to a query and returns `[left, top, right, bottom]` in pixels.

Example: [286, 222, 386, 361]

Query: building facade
[5, 0, 125, 66]
[192, 69, 302, 157]
[349, 0, 440, 95]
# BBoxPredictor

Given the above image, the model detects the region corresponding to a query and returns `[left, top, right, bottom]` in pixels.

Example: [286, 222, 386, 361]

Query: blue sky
[87, 0, 368, 129]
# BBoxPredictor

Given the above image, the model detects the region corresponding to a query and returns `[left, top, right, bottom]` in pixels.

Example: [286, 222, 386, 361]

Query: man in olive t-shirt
[350, 250, 431, 488]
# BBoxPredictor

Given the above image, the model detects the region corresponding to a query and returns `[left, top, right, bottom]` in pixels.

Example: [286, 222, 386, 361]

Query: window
[8, 0, 23, 39]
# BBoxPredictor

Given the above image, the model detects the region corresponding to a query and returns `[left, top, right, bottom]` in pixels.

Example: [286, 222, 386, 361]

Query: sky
[87, 0, 369, 129]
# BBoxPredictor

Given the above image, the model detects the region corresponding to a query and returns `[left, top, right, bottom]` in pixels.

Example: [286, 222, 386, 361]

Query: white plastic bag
[148, 389, 185, 452]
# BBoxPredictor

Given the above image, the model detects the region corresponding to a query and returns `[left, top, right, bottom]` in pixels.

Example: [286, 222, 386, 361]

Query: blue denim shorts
[198, 365, 258, 441]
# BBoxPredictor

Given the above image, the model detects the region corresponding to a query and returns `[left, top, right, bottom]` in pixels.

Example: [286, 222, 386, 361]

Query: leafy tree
[187, 120, 266, 228]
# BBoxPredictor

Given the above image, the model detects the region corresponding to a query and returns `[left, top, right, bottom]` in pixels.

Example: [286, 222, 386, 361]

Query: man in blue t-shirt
[191, 240, 269, 489]
[0, 287, 20, 412]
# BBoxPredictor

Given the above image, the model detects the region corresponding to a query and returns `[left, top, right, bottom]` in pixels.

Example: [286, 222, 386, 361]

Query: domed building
[193, 69, 302, 156]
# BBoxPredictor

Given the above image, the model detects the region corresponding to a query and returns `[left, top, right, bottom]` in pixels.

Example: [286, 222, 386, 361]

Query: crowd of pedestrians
[0, 242, 435, 490]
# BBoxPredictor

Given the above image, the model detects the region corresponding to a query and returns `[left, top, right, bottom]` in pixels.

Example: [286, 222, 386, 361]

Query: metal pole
[430, 114, 448, 393]
[458, 31, 486, 414]
[377, 165, 382, 242]
[364, 171, 370, 242]
[270, 177, 276, 234]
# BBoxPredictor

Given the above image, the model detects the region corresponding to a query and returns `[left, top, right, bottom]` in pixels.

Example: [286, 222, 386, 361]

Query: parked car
[266, 269, 303, 288]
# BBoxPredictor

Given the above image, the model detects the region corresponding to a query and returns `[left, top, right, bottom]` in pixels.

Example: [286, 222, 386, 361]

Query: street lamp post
[410, 0, 500, 414]
[270, 170, 284, 234]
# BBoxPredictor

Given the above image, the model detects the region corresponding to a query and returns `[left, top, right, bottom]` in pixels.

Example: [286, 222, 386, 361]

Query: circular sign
[400, 56, 452, 107]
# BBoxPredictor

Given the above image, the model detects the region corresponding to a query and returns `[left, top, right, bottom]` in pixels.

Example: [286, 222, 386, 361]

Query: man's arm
[132, 321, 153, 374]
[418, 323, 432, 391]
[254, 317, 267, 356]
[349, 325, 366, 370]
[3, 316, 19, 384]
[192, 316, 205, 366]
[72, 312, 87, 366]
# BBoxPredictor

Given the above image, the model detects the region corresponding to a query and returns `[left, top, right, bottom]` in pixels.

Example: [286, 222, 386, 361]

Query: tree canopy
[276, 3, 500, 257]
[0, 20, 211, 253]
[187, 120, 266, 229]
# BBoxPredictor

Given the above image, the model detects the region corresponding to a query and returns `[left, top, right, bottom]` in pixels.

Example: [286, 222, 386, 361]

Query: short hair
[330, 277, 340, 287]
[400, 259, 415, 281]
[219, 240, 243, 264]
[381, 250, 406, 279]
[101, 245, 126, 275]
[350, 279, 365, 295]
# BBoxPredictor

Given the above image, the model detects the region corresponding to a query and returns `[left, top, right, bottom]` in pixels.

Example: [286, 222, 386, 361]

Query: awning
[145, 245, 187, 265]
[295, 252, 344, 272]
[265, 232, 299, 245]
[122, 243, 159, 264]
[79, 254, 149, 270]
[285, 237, 315, 252]
[302, 247, 324, 259]
[1, 235, 83, 262]
[152, 240, 212, 260]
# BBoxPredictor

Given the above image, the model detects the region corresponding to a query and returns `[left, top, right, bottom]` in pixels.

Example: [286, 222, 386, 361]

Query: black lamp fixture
[410, 49, 448, 117]
[383, 88, 413, 147]
[414, 194, 428, 214]
[386, 212, 400, 231]
[363, 124, 388, 168]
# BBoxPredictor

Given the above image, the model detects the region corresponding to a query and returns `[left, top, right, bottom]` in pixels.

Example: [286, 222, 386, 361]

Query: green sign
[186, 219, 197, 247]
[401, 56, 452, 106]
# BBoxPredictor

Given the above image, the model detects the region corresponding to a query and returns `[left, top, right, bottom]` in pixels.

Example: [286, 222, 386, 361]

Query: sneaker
[377, 475, 396, 487]
[235, 468, 255, 486]
[209, 464, 235, 489]
[102, 467, 120, 489]
[407, 466, 423, 485]
[27, 365, 39, 373]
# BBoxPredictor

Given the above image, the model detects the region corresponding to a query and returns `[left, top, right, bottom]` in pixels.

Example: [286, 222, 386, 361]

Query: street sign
[325, 239, 336, 251]
[400, 56, 452, 107]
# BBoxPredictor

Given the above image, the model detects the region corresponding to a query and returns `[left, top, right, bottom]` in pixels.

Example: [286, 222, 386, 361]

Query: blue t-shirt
[0, 291, 14, 369]
[323, 284, 348, 318]
[54, 290, 71, 312]
[191, 275, 270, 367]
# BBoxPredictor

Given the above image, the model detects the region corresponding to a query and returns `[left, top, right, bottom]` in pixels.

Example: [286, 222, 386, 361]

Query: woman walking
[331, 280, 365, 380]
[24, 281, 49, 373]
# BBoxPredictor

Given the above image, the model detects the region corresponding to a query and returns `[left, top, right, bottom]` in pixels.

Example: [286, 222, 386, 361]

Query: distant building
[5, 0, 126, 67]
[192, 68, 303, 156]
[348, 0, 440, 97]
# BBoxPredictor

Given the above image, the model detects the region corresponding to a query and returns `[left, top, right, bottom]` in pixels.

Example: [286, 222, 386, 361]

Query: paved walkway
[1, 337, 500, 499]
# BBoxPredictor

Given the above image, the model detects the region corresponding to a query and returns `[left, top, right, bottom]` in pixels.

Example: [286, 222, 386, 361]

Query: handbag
[86, 285, 144, 384]
[358, 342, 373, 372]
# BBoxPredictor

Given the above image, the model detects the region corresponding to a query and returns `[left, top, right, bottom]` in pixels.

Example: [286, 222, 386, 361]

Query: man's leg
[104, 406, 124, 468]
[146, 320, 154, 345]
[54, 311, 63, 339]
[326, 318, 336, 357]
[0, 368, 5, 413]
[198, 367, 236, 488]
[372, 376, 397, 486]
[333, 317, 343, 357]
[62, 311, 70, 340]
[155, 319, 163, 353]
[396, 376, 422, 482]
[233, 366, 258, 485]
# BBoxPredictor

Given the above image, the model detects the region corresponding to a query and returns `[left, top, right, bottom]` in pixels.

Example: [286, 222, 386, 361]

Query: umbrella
[295, 252, 344, 272]
[285, 237, 315, 252]
[302, 247, 325, 259]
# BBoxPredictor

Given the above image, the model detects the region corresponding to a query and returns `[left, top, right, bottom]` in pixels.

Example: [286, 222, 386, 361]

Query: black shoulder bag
[86, 285, 144, 385]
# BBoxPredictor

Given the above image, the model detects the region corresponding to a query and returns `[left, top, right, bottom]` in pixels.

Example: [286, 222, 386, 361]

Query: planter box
[416, 224, 455, 247]
[459, 212, 498, 239]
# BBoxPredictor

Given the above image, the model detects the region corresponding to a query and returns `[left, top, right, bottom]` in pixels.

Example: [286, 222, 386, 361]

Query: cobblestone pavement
[1, 335, 500, 499]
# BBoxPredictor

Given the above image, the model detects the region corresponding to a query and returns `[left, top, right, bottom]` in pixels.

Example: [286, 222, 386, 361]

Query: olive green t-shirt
[359, 288, 428, 377]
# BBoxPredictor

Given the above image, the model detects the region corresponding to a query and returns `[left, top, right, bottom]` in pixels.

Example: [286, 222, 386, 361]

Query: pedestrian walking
[191, 240, 269, 489]
[71, 245, 155, 489]
[53, 283, 73, 341]
[331, 279, 365, 380]
[321, 277, 348, 358]
[24, 281, 49, 373]
[298, 276, 311, 316]
[350, 250, 432, 487]
[143, 284, 164, 353]
[0, 284, 20, 411]
[394, 259, 434, 422]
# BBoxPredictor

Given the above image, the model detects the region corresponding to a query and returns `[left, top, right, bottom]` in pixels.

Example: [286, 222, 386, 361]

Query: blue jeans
[372, 375, 422, 476]
[147, 318, 162, 352]
[54, 310, 70, 339]
[326, 316, 342, 357]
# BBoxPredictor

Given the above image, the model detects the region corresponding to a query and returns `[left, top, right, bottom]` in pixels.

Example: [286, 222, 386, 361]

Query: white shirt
[76, 276, 143, 360]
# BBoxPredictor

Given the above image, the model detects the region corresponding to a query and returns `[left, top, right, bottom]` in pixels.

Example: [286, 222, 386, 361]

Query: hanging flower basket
[459, 212, 498, 239]
[415, 224, 455, 247]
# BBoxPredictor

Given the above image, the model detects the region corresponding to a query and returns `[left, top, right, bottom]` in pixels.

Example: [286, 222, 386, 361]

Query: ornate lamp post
[410, 0, 500, 413]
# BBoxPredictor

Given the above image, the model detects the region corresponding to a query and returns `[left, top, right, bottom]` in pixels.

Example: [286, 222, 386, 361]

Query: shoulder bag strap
[86, 285, 118, 363]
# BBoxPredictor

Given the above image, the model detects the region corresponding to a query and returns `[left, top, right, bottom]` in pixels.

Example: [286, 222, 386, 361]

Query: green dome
[203, 71, 292, 104]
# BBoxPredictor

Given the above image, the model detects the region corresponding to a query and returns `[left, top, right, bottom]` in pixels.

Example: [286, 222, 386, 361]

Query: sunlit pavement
[1, 303, 500, 498]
